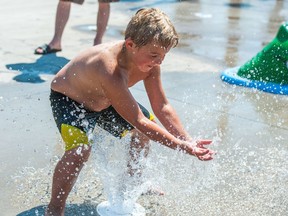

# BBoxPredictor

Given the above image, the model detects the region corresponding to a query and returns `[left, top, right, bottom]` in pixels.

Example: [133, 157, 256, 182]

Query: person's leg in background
[35, 1, 71, 54]
[94, 1, 110, 45]
[49, 1, 71, 50]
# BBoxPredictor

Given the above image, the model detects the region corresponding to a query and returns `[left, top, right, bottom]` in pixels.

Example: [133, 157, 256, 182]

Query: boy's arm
[143, 69, 214, 160]
[101, 71, 213, 161]
[144, 68, 192, 141]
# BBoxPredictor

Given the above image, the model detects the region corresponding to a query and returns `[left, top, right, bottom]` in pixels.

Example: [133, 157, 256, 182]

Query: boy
[47, 8, 214, 216]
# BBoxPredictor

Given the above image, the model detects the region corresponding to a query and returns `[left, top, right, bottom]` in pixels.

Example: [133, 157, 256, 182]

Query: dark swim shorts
[50, 89, 154, 151]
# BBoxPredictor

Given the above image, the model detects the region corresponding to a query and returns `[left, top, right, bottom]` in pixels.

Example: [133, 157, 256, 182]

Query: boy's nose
[154, 57, 163, 65]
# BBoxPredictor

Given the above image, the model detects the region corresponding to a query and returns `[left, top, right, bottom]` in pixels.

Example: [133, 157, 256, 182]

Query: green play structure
[221, 22, 288, 94]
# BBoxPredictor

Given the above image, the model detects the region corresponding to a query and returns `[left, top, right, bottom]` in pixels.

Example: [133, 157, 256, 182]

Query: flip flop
[34, 44, 62, 55]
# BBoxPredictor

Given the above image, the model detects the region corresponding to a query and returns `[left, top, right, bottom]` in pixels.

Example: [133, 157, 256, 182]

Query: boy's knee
[131, 129, 150, 146]
[64, 145, 92, 164]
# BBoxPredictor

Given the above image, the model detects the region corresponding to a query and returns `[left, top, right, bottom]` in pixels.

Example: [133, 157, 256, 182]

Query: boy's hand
[183, 139, 215, 161]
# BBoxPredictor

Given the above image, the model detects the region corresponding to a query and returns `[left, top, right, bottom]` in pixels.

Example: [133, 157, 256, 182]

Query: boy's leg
[128, 129, 150, 177]
[45, 145, 91, 216]
[94, 1, 110, 45]
[128, 128, 164, 195]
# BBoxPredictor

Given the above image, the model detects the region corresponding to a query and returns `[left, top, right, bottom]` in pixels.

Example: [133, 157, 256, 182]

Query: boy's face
[127, 39, 172, 72]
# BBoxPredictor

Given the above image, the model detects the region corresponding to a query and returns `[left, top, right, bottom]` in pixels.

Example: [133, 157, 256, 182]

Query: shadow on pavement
[5, 54, 70, 83]
[17, 202, 99, 216]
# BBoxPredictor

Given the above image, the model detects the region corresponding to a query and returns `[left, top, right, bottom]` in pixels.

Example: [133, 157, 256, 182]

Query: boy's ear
[125, 38, 136, 50]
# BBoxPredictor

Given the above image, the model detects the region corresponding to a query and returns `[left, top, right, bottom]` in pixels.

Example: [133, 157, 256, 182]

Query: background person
[35, 0, 119, 55]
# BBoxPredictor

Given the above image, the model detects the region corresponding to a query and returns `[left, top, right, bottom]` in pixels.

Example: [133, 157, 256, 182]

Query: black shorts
[50, 90, 154, 149]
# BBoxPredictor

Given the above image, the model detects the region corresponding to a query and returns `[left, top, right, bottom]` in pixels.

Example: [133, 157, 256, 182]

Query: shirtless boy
[47, 8, 215, 216]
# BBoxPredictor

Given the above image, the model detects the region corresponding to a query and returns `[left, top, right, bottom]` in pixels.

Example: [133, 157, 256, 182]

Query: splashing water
[90, 126, 150, 215]
[10, 86, 288, 215]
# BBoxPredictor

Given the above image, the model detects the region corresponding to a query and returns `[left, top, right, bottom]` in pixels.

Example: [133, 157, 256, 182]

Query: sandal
[34, 44, 62, 55]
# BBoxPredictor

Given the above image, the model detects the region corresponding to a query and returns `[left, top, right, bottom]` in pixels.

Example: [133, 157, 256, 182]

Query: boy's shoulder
[96, 40, 123, 56]
[83, 41, 127, 80]
[77, 41, 122, 71]
[92, 41, 123, 65]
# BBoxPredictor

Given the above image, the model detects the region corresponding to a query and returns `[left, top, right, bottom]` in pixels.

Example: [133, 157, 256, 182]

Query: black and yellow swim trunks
[50, 89, 154, 151]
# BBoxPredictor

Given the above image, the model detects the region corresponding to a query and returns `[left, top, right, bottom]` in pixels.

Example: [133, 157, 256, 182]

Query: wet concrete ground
[0, 0, 288, 215]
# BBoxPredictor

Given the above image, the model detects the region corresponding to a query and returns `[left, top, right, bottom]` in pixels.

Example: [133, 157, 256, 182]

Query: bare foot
[142, 186, 164, 196]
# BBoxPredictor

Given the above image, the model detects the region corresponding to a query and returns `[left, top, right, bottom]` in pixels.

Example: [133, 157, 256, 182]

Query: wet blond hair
[125, 8, 179, 49]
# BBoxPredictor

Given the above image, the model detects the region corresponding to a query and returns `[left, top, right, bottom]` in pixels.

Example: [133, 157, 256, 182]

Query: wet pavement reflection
[73, 0, 288, 69]
[77, 0, 288, 67]
[171, 0, 288, 67]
